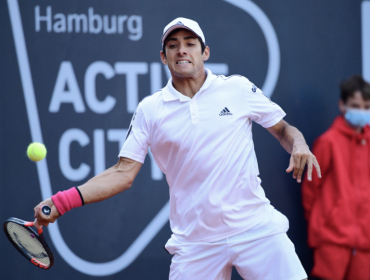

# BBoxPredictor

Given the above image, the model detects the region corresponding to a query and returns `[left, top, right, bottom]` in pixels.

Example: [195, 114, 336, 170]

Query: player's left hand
[286, 142, 321, 183]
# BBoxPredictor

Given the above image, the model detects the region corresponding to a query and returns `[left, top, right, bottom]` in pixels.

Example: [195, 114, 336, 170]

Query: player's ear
[160, 51, 168, 65]
[202, 46, 210, 62]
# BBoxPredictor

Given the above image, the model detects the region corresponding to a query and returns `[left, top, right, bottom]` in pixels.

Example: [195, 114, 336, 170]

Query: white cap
[161, 17, 206, 47]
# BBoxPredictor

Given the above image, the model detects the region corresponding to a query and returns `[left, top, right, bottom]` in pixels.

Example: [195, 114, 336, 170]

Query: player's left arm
[266, 119, 321, 183]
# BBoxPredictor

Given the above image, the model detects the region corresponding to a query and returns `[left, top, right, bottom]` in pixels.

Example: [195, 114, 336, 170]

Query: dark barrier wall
[1, 0, 368, 279]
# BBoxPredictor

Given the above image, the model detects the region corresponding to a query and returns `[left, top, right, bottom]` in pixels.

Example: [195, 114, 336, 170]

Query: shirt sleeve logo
[252, 84, 257, 92]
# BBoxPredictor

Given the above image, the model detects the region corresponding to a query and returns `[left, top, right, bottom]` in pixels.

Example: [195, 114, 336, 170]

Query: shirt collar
[162, 68, 216, 102]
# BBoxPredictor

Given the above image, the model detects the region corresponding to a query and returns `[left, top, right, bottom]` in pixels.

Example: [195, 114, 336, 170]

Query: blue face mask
[344, 108, 370, 128]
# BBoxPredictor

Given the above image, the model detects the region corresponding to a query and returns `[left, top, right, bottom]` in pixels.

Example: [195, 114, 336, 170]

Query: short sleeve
[245, 80, 286, 128]
[118, 103, 150, 163]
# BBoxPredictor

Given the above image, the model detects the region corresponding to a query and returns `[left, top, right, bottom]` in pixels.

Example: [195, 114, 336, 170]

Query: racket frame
[3, 217, 54, 270]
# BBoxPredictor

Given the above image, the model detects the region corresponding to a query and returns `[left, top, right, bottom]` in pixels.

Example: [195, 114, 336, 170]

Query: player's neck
[171, 69, 207, 99]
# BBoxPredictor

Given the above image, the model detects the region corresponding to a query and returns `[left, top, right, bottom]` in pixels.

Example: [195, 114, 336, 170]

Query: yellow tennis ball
[27, 142, 47, 162]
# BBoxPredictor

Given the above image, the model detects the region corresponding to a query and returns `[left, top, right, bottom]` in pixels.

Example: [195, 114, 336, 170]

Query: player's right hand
[33, 198, 61, 227]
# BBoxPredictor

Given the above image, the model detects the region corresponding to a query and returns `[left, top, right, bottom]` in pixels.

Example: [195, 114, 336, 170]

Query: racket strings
[5, 222, 51, 266]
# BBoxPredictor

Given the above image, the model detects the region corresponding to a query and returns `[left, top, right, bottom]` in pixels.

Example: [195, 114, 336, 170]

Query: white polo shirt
[119, 69, 286, 243]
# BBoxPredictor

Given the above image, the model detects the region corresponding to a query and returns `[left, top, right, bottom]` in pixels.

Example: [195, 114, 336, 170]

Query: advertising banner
[0, 0, 366, 279]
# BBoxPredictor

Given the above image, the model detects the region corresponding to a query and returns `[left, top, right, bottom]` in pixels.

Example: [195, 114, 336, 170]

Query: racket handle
[33, 205, 50, 229]
[33, 218, 42, 229]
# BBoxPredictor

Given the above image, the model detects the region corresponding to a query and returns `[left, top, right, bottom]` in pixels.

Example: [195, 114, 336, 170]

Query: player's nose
[177, 45, 187, 56]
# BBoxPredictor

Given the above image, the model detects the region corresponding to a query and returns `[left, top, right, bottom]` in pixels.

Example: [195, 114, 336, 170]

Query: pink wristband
[51, 187, 84, 216]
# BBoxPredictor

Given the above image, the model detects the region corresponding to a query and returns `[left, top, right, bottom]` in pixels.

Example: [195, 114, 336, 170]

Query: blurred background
[0, 0, 369, 279]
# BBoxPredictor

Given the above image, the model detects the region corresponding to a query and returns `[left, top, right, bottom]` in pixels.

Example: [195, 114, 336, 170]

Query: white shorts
[165, 209, 307, 280]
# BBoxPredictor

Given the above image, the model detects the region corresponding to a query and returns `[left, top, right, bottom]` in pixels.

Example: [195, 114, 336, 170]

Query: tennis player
[35, 18, 320, 279]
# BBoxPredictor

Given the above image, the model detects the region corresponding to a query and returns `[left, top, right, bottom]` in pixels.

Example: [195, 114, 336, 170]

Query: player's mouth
[176, 60, 191, 64]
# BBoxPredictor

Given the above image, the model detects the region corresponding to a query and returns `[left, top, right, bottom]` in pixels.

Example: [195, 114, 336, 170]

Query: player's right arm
[35, 99, 152, 226]
[78, 157, 142, 204]
[34, 157, 142, 227]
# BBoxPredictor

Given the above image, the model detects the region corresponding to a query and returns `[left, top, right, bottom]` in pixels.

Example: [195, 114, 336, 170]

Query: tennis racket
[3, 205, 54, 269]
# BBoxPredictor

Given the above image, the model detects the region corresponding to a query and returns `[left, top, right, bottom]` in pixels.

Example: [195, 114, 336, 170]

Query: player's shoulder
[137, 89, 164, 117]
[214, 74, 257, 92]
[215, 74, 250, 84]
[140, 89, 162, 106]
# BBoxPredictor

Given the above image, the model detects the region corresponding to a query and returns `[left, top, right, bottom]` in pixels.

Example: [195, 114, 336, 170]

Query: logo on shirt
[252, 84, 257, 92]
[219, 107, 233, 116]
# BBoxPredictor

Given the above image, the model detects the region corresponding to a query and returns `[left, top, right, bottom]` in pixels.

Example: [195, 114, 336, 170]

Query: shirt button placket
[190, 99, 199, 123]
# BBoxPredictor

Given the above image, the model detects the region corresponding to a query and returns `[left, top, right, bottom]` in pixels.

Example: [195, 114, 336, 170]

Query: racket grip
[33, 218, 42, 229]
[33, 205, 50, 230]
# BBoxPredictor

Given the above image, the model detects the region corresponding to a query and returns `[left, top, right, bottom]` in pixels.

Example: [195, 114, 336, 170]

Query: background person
[302, 75, 370, 280]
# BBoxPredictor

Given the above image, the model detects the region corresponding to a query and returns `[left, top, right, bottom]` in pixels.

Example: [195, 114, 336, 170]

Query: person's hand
[33, 198, 61, 227]
[286, 141, 321, 183]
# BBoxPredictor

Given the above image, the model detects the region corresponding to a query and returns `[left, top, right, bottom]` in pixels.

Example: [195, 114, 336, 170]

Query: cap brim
[161, 25, 202, 46]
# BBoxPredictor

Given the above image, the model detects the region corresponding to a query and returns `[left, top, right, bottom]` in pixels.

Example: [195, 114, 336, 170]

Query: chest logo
[219, 107, 233, 116]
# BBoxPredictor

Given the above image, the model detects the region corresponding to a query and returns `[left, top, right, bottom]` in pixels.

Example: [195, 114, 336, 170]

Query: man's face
[160, 29, 210, 78]
[339, 91, 370, 113]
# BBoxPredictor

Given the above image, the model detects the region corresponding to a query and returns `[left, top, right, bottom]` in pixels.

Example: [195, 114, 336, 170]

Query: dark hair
[162, 28, 206, 57]
[340, 75, 370, 102]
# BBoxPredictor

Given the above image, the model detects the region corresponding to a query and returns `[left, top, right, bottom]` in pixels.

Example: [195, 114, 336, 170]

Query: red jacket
[302, 116, 370, 249]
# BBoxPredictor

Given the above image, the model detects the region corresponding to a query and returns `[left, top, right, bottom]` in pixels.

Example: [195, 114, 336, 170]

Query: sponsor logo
[42, 205, 51, 215]
[35, 6, 142, 40]
[252, 84, 257, 92]
[219, 107, 233, 116]
[8, 0, 280, 276]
